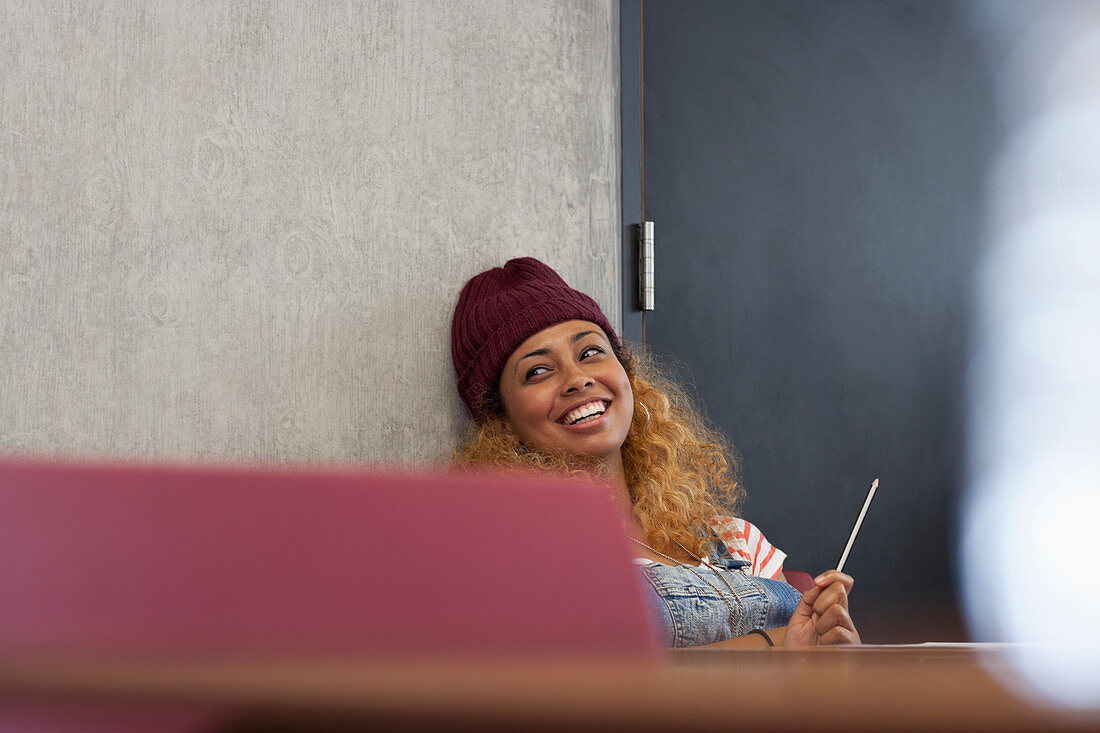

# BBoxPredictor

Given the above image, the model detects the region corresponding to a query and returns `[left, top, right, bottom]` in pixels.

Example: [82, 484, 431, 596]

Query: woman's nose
[561, 365, 593, 393]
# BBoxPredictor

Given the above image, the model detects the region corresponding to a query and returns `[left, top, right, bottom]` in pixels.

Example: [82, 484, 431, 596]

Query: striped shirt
[708, 516, 786, 580]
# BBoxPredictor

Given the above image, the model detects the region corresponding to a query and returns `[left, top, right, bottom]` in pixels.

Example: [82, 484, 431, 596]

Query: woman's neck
[602, 453, 657, 549]
[601, 451, 631, 507]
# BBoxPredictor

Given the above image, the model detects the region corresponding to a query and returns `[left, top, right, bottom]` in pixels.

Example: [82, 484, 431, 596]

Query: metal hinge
[639, 221, 654, 311]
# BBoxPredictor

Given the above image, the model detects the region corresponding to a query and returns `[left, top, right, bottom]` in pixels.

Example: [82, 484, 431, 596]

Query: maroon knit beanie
[451, 257, 620, 421]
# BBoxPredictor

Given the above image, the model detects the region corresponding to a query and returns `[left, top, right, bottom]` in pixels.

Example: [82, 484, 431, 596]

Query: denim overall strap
[638, 538, 802, 647]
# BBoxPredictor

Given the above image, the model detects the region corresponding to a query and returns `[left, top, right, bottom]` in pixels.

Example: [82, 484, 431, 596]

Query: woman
[451, 257, 860, 648]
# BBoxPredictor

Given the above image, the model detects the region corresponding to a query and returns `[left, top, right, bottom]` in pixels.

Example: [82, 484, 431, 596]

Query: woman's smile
[558, 399, 610, 426]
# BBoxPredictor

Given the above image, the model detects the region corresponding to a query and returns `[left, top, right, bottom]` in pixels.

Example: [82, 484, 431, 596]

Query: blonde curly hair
[453, 345, 744, 559]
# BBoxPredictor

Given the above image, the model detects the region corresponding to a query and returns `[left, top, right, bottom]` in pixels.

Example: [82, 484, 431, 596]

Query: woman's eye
[580, 346, 605, 360]
[525, 366, 549, 381]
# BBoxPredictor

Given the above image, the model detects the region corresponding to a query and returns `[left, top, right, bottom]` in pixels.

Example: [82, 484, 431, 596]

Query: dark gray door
[620, 0, 999, 640]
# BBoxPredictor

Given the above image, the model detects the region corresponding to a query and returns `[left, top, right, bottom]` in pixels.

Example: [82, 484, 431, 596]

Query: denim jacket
[639, 538, 801, 647]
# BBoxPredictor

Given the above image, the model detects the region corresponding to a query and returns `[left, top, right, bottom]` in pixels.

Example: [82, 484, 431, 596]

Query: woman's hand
[781, 569, 861, 647]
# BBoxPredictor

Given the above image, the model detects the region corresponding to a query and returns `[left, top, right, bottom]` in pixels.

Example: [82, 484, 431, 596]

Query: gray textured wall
[1, 1, 618, 465]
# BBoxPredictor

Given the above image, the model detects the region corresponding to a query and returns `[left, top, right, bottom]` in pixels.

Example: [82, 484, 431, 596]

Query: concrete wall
[0, 1, 619, 466]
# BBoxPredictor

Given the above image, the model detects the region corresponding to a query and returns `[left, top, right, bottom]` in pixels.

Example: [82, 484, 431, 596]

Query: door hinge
[639, 221, 654, 311]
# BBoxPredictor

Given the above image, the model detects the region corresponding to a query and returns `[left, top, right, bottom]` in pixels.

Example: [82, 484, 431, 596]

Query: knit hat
[451, 257, 620, 421]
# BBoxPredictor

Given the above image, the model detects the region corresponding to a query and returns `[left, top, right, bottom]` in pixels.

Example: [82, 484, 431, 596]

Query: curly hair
[452, 345, 744, 559]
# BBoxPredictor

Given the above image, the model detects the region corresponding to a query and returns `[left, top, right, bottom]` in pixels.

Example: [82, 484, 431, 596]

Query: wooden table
[3, 646, 1099, 732]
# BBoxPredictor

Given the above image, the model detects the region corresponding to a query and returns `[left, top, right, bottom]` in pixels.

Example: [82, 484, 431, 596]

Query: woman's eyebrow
[570, 330, 600, 344]
[517, 347, 551, 363]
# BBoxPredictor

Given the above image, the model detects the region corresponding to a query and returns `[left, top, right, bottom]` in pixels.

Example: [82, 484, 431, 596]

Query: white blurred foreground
[964, 0, 1100, 710]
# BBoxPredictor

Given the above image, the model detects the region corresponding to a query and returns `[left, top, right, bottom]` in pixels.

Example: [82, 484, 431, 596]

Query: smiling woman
[450, 258, 860, 648]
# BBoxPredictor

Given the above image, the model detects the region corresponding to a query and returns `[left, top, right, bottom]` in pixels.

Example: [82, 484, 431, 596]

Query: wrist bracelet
[747, 628, 774, 647]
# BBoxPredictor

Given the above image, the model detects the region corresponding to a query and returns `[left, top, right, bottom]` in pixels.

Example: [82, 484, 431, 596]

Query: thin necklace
[668, 537, 712, 566]
[629, 536, 746, 634]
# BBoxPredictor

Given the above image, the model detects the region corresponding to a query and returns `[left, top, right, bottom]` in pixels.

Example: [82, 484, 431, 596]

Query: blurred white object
[964, 0, 1100, 709]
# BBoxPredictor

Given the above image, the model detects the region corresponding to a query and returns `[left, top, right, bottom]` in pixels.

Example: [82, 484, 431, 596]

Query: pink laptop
[0, 458, 661, 660]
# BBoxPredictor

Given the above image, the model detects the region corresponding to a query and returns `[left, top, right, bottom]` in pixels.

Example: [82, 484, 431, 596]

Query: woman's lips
[558, 399, 610, 426]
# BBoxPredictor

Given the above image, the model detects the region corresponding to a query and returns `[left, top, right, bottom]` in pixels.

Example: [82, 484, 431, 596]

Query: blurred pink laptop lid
[0, 459, 661, 659]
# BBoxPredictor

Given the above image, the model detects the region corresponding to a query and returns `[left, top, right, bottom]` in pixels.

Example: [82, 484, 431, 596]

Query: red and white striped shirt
[708, 516, 786, 580]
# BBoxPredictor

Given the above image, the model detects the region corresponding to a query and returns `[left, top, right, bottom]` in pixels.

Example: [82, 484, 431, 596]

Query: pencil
[836, 478, 879, 573]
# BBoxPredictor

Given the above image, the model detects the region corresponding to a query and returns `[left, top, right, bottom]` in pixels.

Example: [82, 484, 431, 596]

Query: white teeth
[563, 401, 607, 425]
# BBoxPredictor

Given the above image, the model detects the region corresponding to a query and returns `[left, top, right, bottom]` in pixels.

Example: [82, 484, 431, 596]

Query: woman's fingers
[813, 602, 856, 638]
[784, 572, 861, 646]
[818, 624, 860, 645]
[813, 570, 854, 592]
[808, 572, 861, 645]
[811, 581, 851, 616]
[790, 592, 826, 630]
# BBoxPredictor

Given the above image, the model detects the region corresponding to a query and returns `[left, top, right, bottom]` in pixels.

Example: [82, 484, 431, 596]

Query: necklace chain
[629, 536, 746, 634]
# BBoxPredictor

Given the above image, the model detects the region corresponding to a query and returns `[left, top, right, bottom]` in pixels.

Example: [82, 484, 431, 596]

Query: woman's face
[498, 320, 633, 465]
